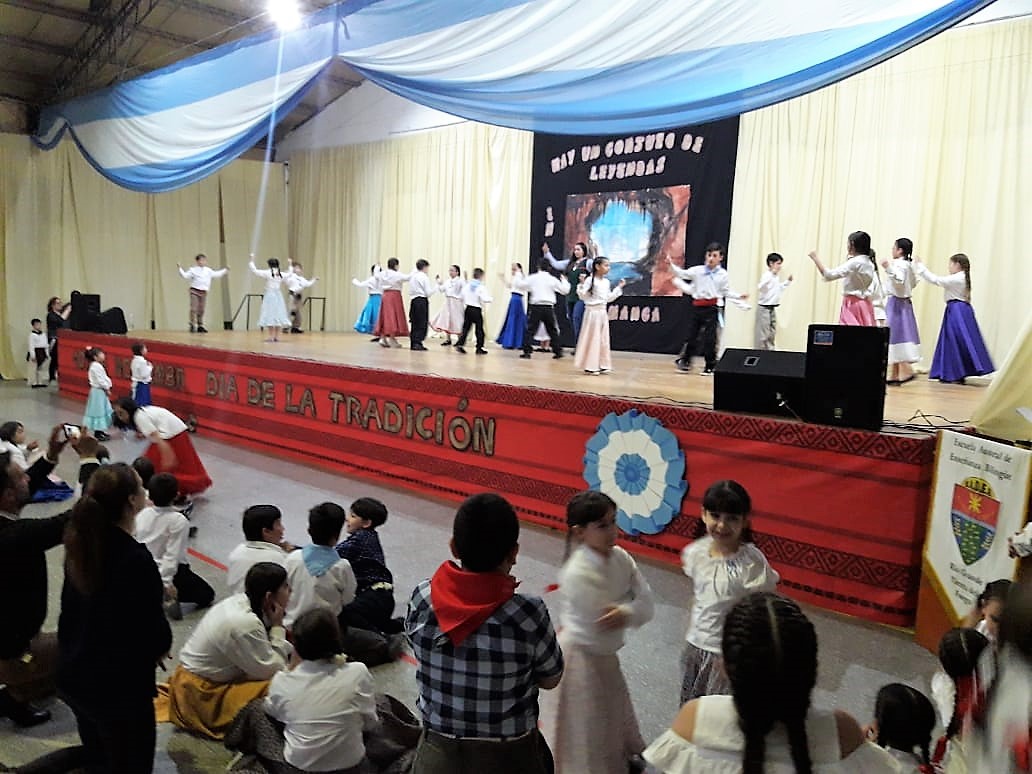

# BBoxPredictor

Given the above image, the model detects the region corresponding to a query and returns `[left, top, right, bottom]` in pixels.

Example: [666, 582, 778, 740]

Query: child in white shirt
[285, 259, 318, 334]
[454, 267, 493, 355]
[130, 341, 154, 406]
[754, 253, 792, 350]
[27, 318, 49, 387]
[226, 504, 297, 595]
[284, 502, 357, 628]
[82, 347, 113, 440]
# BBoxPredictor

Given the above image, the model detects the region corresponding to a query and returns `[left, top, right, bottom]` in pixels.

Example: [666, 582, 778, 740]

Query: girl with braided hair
[866, 683, 936, 772]
[679, 480, 779, 703]
[644, 592, 900, 773]
[929, 627, 989, 773]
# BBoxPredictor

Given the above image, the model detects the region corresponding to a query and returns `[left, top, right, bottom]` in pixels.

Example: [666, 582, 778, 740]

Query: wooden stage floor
[132, 329, 987, 432]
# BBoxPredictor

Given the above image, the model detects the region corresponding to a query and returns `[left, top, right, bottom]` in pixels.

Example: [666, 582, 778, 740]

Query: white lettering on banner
[549, 131, 705, 179]
[923, 430, 1031, 621]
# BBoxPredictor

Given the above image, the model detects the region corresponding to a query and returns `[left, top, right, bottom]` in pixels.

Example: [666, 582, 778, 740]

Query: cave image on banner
[564, 186, 690, 297]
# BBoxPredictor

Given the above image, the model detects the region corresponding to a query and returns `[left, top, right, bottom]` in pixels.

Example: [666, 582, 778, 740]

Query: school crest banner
[923, 430, 1031, 620]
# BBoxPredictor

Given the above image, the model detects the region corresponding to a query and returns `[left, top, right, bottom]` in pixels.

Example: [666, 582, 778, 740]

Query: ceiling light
[268, 0, 301, 31]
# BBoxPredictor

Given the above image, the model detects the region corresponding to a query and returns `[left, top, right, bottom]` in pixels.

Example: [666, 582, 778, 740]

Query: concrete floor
[0, 381, 940, 771]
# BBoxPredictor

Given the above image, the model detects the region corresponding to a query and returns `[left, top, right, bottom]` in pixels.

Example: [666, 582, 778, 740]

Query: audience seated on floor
[227, 505, 297, 594]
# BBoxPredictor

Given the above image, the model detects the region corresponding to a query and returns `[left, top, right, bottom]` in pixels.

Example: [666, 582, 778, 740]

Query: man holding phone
[0, 424, 88, 726]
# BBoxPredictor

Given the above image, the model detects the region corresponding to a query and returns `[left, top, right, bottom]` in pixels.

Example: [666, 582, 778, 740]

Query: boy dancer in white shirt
[754, 252, 792, 350]
[177, 253, 229, 333]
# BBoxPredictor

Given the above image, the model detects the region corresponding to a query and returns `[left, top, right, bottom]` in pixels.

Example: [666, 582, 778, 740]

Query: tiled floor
[0, 381, 939, 771]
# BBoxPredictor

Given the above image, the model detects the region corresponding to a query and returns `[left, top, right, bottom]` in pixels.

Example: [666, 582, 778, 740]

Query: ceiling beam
[0, 33, 71, 58]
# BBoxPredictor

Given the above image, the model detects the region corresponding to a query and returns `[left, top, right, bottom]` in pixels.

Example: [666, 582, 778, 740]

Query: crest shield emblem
[950, 480, 1000, 565]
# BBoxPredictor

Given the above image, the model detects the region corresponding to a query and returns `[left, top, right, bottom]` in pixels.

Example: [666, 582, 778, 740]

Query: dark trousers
[567, 299, 585, 343]
[678, 305, 720, 369]
[339, 587, 397, 635]
[174, 563, 215, 609]
[412, 728, 554, 774]
[523, 304, 561, 355]
[410, 296, 429, 347]
[456, 307, 485, 349]
[49, 338, 59, 381]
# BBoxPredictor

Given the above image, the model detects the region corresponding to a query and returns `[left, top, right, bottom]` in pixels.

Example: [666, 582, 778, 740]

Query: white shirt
[518, 271, 570, 305]
[461, 280, 493, 308]
[135, 505, 189, 586]
[644, 695, 904, 774]
[871, 271, 887, 321]
[265, 659, 377, 771]
[283, 549, 358, 628]
[87, 360, 111, 390]
[559, 545, 654, 655]
[820, 255, 876, 298]
[28, 330, 48, 356]
[671, 264, 747, 306]
[285, 272, 317, 295]
[249, 261, 291, 292]
[133, 405, 188, 439]
[178, 593, 292, 682]
[577, 276, 623, 307]
[378, 268, 411, 291]
[352, 272, 383, 295]
[227, 540, 289, 595]
[757, 271, 792, 306]
[0, 441, 29, 471]
[408, 271, 437, 299]
[915, 264, 969, 302]
[506, 270, 527, 296]
[179, 264, 228, 291]
[884, 259, 919, 299]
[130, 354, 153, 385]
[438, 276, 464, 299]
[681, 536, 780, 652]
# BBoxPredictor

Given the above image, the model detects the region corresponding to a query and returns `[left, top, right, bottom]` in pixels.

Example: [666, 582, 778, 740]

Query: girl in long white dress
[249, 255, 292, 342]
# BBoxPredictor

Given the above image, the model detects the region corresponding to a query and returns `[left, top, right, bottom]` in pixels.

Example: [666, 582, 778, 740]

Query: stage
[58, 329, 985, 627]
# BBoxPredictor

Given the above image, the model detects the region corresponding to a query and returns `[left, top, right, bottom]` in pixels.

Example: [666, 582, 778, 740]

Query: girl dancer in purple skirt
[880, 237, 921, 385]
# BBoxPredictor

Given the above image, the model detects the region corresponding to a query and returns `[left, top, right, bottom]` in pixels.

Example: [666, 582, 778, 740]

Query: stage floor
[130, 329, 986, 431]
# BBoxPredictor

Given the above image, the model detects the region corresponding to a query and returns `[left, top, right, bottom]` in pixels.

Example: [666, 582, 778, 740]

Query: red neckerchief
[429, 561, 517, 647]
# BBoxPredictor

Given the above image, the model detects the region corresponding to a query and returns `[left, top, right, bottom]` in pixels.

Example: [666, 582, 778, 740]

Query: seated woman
[159, 562, 292, 740]
[644, 592, 900, 773]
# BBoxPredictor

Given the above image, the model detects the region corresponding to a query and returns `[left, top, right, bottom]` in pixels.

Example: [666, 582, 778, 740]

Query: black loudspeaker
[714, 348, 807, 419]
[803, 324, 889, 431]
[69, 292, 101, 331]
[99, 307, 128, 335]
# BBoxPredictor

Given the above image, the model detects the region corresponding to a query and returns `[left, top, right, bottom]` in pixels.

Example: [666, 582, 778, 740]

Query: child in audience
[265, 608, 378, 774]
[132, 455, 156, 488]
[575, 257, 625, 375]
[915, 253, 994, 383]
[881, 238, 921, 384]
[352, 264, 383, 339]
[963, 578, 1010, 644]
[135, 473, 215, 621]
[336, 497, 401, 637]
[284, 502, 356, 628]
[931, 627, 989, 772]
[867, 683, 936, 772]
[454, 267, 493, 355]
[27, 318, 49, 388]
[0, 421, 37, 470]
[227, 505, 296, 594]
[680, 479, 779, 703]
[130, 341, 154, 406]
[548, 490, 653, 773]
[754, 253, 792, 350]
[82, 346, 113, 441]
[406, 493, 564, 773]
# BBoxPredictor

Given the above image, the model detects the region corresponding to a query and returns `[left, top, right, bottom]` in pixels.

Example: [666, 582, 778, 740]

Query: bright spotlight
[268, 0, 301, 31]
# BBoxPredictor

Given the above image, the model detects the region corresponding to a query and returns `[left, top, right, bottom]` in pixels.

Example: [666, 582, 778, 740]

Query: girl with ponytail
[645, 592, 899, 773]
[930, 627, 989, 773]
[808, 231, 878, 327]
[915, 253, 994, 384]
[57, 463, 172, 772]
[868, 683, 936, 772]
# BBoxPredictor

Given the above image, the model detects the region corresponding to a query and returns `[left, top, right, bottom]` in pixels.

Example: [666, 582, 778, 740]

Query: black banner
[529, 118, 740, 353]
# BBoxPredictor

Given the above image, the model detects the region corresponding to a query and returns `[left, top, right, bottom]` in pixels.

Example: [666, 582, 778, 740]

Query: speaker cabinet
[69, 292, 101, 331]
[803, 324, 889, 431]
[714, 348, 807, 419]
[99, 307, 128, 335]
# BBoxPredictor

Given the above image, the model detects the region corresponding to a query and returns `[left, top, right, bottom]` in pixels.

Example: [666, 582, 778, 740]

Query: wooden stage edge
[127, 328, 987, 434]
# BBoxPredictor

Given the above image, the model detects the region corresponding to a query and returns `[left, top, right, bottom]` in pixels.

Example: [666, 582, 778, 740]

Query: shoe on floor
[440, 340, 452, 346]
[94, 430, 111, 442]
[411, 344, 428, 351]
[0, 687, 51, 728]
[197, 326, 208, 333]
[519, 352, 532, 359]
[370, 337, 381, 342]
[379, 339, 391, 348]
[454, 346, 466, 354]
[675, 360, 692, 373]
[701, 367, 715, 375]
[475, 348, 488, 355]
[552, 352, 563, 359]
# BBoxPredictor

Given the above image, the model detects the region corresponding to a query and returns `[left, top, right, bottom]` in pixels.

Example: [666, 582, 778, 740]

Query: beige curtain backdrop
[0, 134, 286, 377]
[288, 122, 533, 333]
[725, 17, 1031, 371]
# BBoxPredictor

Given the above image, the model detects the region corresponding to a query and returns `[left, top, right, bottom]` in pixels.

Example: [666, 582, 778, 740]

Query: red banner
[60, 331, 935, 626]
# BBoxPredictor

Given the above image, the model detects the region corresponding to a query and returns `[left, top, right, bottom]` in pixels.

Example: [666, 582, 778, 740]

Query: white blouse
[820, 255, 876, 298]
[249, 261, 291, 291]
[558, 545, 654, 655]
[133, 405, 187, 440]
[438, 276, 465, 299]
[130, 354, 153, 385]
[756, 271, 791, 306]
[884, 259, 919, 299]
[134, 505, 189, 586]
[681, 536, 780, 653]
[506, 270, 527, 296]
[87, 360, 112, 390]
[577, 276, 623, 307]
[378, 268, 412, 291]
[915, 264, 969, 302]
[352, 273, 382, 295]
[644, 696, 904, 773]
[0, 441, 29, 470]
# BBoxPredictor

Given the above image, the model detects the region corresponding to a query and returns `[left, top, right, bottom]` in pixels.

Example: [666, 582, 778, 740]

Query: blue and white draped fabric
[34, 0, 995, 192]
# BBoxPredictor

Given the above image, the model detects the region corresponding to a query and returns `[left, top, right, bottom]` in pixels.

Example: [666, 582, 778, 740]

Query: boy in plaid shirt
[406, 493, 564, 774]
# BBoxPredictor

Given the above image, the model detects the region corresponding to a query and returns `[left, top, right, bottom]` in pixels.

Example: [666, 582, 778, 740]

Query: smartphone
[62, 423, 81, 441]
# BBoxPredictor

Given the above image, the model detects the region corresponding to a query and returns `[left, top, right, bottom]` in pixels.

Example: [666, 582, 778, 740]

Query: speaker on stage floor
[803, 324, 889, 431]
[69, 291, 101, 331]
[714, 348, 807, 419]
[99, 307, 128, 335]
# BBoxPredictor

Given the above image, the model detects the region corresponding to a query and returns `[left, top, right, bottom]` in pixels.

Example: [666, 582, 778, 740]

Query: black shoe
[675, 359, 692, 373]
[197, 326, 208, 333]
[454, 345, 466, 354]
[519, 352, 532, 359]
[440, 340, 452, 346]
[189, 325, 195, 333]
[187, 415, 198, 433]
[553, 352, 563, 359]
[475, 348, 488, 355]
[94, 430, 111, 442]
[411, 344, 428, 351]
[370, 337, 380, 342]
[290, 328, 303, 334]
[0, 687, 51, 727]
[188, 526, 199, 538]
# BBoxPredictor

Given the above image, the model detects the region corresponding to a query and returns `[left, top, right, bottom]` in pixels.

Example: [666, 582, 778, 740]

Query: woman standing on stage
[543, 241, 592, 343]
[808, 231, 878, 326]
[373, 258, 412, 348]
[248, 255, 292, 343]
[113, 397, 212, 495]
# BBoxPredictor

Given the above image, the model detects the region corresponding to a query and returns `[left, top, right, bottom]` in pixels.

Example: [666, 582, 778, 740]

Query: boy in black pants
[454, 268, 493, 354]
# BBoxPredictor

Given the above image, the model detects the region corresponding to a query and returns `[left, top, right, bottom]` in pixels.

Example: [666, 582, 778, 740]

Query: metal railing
[232, 295, 326, 331]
